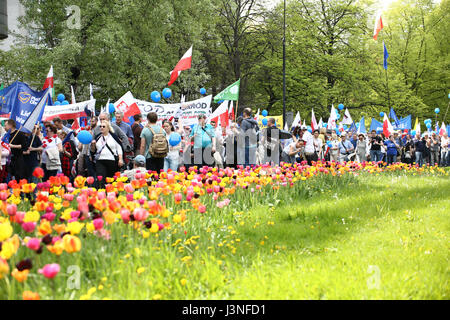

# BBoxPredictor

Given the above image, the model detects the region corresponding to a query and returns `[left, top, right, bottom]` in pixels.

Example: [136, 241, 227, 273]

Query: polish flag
[311, 108, 318, 131]
[254, 109, 260, 123]
[439, 122, 447, 136]
[373, 13, 383, 41]
[114, 91, 140, 123]
[209, 100, 229, 128]
[318, 118, 323, 129]
[327, 105, 337, 130]
[168, 46, 193, 86]
[43, 65, 54, 98]
[382, 113, 393, 137]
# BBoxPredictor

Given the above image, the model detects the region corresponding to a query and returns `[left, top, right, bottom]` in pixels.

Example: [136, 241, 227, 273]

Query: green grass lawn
[3, 171, 449, 300]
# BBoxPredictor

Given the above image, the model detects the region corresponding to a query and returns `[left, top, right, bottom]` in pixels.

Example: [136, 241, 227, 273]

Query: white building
[0, 0, 26, 51]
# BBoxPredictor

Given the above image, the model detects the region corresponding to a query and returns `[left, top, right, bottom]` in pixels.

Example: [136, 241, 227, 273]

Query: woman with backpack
[90, 121, 123, 185]
[58, 130, 75, 179]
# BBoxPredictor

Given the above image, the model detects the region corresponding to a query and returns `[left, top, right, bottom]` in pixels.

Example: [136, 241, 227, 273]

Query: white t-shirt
[166, 133, 181, 159]
[441, 137, 449, 152]
[95, 134, 123, 161]
[41, 136, 62, 164]
[312, 137, 323, 154]
[303, 131, 315, 153]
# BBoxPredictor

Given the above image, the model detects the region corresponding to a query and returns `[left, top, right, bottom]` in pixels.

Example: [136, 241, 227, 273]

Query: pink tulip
[26, 238, 41, 251]
[15, 211, 25, 224]
[86, 177, 94, 185]
[39, 263, 60, 279]
[97, 191, 106, 200]
[124, 184, 134, 194]
[120, 209, 130, 224]
[133, 208, 149, 221]
[174, 193, 183, 203]
[0, 191, 8, 201]
[6, 204, 17, 216]
[63, 194, 74, 201]
[198, 205, 206, 213]
[93, 218, 104, 230]
[213, 186, 221, 193]
[22, 222, 36, 233]
[126, 194, 134, 202]
[158, 223, 164, 231]
[0, 183, 7, 191]
[78, 202, 89, 216]
[42, 212, 56, 222]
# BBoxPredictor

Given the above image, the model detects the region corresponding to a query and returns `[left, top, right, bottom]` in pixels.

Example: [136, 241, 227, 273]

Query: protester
[312, 130, 323, 160]
[356, 133, 368, 163]
[140, 112, 167, 172]
[338, 133, 355, 163]
[131, 114, 143, 154]
[369, 130, 383, 163]
[122, 155, 147, 181]
[440, 132, 449, 167]
[91, 121, 123, 187]
[430, 132, 440, 166]
[163, 120, 181, 172]
[0, 125, 10, 183]
[190, 114, 216, 168]
[239, 108, 259, 167]
[384, 135, 400, 165]
[329, 133, 340, 162]
[414, 133, 427, 167]
[58, 130, 75, 178]
[24, 125, 43, 182]
[402, 134, 414, 165]
[41, 123, 63, 180]
[95, 113, 132, 155]
[262, 118, 281, 165]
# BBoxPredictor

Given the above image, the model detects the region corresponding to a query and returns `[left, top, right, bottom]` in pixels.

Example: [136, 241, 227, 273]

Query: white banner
[136, 95, 212, 126]
[43, 99, 96, 121]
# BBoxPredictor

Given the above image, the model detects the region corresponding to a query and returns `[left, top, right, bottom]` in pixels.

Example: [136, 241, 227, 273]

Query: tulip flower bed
[0, 162, 448, 300]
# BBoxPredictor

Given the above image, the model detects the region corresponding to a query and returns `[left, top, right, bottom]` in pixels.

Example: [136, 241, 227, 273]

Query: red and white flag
[114, 91, 140, 123]
[209, 100, 229, 128]
[168, 46, 193, 86]
[383, 113, 394, 137]
[439, 122, 447, 136]
[228, 101, 235, 121]
[43, 65, 54, 98]
[373, 13, 383, 41]
[311, 108, 318, 131]
[327, 105, 337, 130]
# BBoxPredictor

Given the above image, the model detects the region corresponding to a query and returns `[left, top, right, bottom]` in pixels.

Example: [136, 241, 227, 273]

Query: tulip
[22, 222, 36, 233]
[39, 263, 60, 279]
[32, 167, 44, 179]
[133, 208, 149, 221]
[0, 191, 8, 201]
[120, 209, 130, 224]
[198, 205, 206, 213]
[174, 193, 183, 203]
[42, 212, 56, 222]
[86, 176, 95, 185]
[93, 218, 104, 230]
[63, 235, 82, 253]
[6, 204, 17, 216]
[26, 238, 41, 251]
[23, 291, 40, 300]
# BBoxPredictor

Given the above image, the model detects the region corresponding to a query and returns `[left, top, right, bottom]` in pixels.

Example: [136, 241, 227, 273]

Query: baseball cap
[134, 155, 146, 165]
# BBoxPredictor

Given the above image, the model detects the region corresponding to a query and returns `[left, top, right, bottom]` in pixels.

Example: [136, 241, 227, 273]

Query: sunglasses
[100, 125, 107, 128]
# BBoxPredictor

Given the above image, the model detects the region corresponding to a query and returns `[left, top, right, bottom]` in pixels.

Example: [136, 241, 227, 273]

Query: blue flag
[0, 81, 53, 127]
[348, 122, 357, 135]
[383, 41, 389, 70]
[393, 115, 412, 130]
[370, 118, 383, 133]
[358, 117, 366, 134]
[389, 107, 399, 126]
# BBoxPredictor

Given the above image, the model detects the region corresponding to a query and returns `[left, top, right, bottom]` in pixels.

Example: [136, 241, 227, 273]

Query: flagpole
[385, 68, 391, 110]
[282, 0, 287, 128]
[235, 100, 239, 122]
[9, 125, 23, 145]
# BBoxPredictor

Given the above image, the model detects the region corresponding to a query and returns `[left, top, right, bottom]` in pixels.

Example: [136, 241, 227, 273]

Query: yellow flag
[414, 117, 421, 134]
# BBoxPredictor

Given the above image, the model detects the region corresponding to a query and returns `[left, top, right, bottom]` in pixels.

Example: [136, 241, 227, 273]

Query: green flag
[0, 83, 3, 91]
[214, 79, 240, 102]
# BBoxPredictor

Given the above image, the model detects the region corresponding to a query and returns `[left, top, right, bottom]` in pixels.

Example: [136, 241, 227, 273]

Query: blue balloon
[335, 128, 340, 134]
[424, 119, 432, 124]
[151, 91, 161, 103]
[411, 130, 416, 136]
[169, 133, 182, 146]
[77, 130, 93, 145]
[426, 123, 432, 129]
[435, 108, 440, 114]
[380, 112, 384, 117]
[62, 100, 69, 105]
[343, 125, 348, 130]
[162, 88, 172, 99]
[327, 141, 333, 148]
[57, 93, 65, 102]
[336, 114, 341, 120]
[262, 110, 268, 117]
[109, 103, 115, 114]
[262, 118, 268, 126]
[307, 126, 312, 133]
[338, 104, 344, 110]
[200, 88, 207, 95]
[323, 123, 328, 128]
[54, 101, 61, 106]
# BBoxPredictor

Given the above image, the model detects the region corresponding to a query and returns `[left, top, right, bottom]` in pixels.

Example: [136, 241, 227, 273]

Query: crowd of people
[0, 107, 448, 186]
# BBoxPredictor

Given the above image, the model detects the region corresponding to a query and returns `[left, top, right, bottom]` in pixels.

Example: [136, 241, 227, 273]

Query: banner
[393, 115, 412, 130]
[42, 99, 96, 121]
[0, 82, 52, 127]
[136, 95, 212, 126]
[258, 115, 283, 129]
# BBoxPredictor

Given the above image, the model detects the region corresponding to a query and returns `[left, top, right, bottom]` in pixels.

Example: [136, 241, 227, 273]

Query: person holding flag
[4, 119, 27, 180]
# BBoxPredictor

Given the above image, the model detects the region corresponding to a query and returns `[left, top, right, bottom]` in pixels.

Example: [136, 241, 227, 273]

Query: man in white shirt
[302, 126, 316, 165]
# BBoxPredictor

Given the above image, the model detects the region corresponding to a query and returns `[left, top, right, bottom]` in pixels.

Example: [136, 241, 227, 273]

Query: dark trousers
[96, 160, 118, 187]
[146, 157, 164, 173]
[305, 152, 318, 166]
[10, 156, 26, 181]
[43, 165, 58, 182]
[387, 154, 396, 165]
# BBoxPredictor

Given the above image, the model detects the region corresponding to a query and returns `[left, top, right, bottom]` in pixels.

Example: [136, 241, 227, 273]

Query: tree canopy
[0, 0, 448, 123]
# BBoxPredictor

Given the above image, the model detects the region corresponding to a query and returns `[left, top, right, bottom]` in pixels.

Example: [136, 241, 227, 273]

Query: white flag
[22, 88, 51, 133]
[291, 112, 301, 128]
[318, 118, 323, 129]
[70, 86, 76, 104]
[311, 108, 318, 131]
[342, 108, 353, 125]
[327, 105, 337, 130]
[90, 83, 94, 100]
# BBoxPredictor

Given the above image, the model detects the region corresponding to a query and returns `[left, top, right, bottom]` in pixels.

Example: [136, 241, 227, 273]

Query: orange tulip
[63, 235, 82, 253]
[23, 291, 40, 300]
[11, 268, 29, 282]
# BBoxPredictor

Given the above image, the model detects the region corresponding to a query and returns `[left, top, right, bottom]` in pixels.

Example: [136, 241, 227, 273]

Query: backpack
[148, 127, 168, 158]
